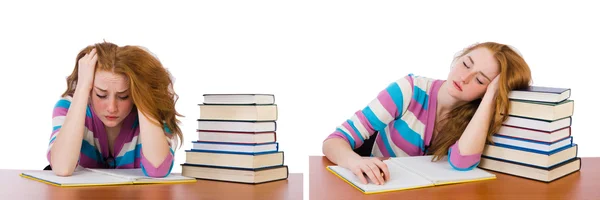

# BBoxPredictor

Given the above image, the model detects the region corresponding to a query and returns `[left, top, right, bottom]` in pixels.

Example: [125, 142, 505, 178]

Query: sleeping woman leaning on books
[322, 42, 533, 185]
[47, 41, 183, 178]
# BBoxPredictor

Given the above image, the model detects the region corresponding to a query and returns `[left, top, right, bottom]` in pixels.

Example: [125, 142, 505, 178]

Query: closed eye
[476, 78, 484, 85]
[463, 61, 470, 69]
[118, 96, 129, 100]
[96, 94, 107, 99]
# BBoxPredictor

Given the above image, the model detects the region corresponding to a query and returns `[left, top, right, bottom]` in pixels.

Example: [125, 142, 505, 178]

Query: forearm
[323, 138, 362, 168]
[138, 110, 171, 168]
[457, 95, 496, 155]
[50, 88, 89, 176]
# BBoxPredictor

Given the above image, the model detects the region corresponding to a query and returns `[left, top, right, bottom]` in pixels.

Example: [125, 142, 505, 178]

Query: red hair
[62, 42, 184, 147]
[429, 42, 532, 161]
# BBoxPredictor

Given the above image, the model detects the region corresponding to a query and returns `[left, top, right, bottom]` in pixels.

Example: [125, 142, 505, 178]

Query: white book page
[391, 156, 496, 184]
[328, 159, 433, 193]
[22, 168, 130, 186]
[87, 168, 196, 182]
[86, 168, 145, 180]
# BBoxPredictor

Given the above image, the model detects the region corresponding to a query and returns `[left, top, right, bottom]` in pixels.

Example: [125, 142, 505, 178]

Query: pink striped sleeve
[47, 97, 73, 164]
[140, 148, 174, 178]
[324, 74, 415, 150]
[326, 130, 351, 143]
[448, 142, 482, 170]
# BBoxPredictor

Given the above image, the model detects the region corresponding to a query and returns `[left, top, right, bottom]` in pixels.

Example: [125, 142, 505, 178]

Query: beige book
[185, 151, 284, 169]
[181, 165, 288, 184]
[482, 144, 578, 168]
[203, 94, 275, 105]
[199, 104, 278, 121]
[479, 157, 581, 182]
[508, 100, 574, 121]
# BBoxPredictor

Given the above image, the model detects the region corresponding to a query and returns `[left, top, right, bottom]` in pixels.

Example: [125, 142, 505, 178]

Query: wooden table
[0, 170, 303, 200]
[310, 156, 600, 200]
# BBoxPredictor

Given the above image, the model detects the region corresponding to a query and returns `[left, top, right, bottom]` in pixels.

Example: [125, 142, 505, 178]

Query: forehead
[94, 71, 129, 89]
[465, 47, 499, 75]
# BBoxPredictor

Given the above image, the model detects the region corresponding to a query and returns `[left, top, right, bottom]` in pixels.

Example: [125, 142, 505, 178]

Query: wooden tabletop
[310, 156, 600, 200]
[0, 170, 303, 200]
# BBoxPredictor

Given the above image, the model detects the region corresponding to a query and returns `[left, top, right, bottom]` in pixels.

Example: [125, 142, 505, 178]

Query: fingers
[91, 51, 98, 63]
[367, 163, 385, 184]
[372, 159, 391, 181]
[88, 48, 96, 60]
[351, 168, 368, 185]
[360, 165, 380, 185]
[80, 53, 89, 63]
[79, 48, 96, 63]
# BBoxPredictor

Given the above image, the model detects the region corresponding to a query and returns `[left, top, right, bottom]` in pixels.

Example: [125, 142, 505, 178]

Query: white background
[1, 0, 598, 198]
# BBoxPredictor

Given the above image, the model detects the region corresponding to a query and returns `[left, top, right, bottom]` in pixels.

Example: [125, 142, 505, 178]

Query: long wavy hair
[61, 41, 184, 148]
[429, 42, 532, 161]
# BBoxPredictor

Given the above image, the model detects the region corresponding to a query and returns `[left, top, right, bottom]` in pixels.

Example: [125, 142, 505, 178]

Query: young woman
[322, 42, 532, 185]
[48, 42, 183, 178]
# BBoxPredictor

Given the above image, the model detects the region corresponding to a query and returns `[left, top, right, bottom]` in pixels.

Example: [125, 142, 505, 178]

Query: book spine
[188, 149, 279, 155]
[502, 124, 570, 134]
[196, 129, 276, 134]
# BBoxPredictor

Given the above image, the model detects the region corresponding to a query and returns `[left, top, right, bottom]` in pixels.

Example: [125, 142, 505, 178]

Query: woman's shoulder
[57, 95, 74, 101]
[52, 95, 93, 117]
[53, 95, 74, 108]
[406, 73, 441, 90]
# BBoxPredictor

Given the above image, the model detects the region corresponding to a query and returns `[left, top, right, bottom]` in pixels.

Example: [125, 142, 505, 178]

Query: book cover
[184, 150, 285, 169]
[191, 141, 279, 154]
[508, 99, 574, 121]
[197, 130, 277, 144]
[197, 119, 277, 132]
[491, 135, 573, 154]
[198, 104, 278, 121]
[503, 115, 572, 133]
[479, 156, 581, 182]
[181, 164, 289, 184]
[482, 143, 578, 168]
[508, 86, 571, 103]
[511, 86, 570, 94]
[202, 94, 275, 105]
[495, 125, 571, 143]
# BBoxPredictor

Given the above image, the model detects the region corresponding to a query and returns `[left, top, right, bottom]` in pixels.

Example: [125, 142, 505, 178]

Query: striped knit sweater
[47, 96, 176, 177]
[325, 74, 482, 170]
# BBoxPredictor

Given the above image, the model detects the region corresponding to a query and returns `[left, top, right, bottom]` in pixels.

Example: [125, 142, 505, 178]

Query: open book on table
[20, 167, 197, 187]
[327, 155, 496, 194]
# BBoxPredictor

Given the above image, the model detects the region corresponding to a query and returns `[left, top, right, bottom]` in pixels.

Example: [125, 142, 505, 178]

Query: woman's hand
[342, 157, 390, 185]
[484, 75, 500, 100]
[77, 48, 98, 92]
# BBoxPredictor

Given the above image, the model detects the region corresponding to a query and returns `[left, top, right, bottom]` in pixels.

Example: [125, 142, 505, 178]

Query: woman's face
[90, 71, 134, 128]
[446, 47, 500, 102]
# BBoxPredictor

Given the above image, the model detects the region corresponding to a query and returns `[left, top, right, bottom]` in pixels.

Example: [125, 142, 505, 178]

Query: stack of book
[181, 94, 289, 184]
[478, 86, 580, 182]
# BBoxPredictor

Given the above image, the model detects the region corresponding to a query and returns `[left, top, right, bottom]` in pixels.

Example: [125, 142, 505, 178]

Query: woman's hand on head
[343, 157, 390, 185]
[485, 75, 501, 99]
[77, 48, 98, 92]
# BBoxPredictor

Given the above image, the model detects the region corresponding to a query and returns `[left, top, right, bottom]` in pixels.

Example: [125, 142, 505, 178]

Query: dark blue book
[491, 135, 573, 154]
[191, 141, 279, 154]
[508, 85, 571, 103]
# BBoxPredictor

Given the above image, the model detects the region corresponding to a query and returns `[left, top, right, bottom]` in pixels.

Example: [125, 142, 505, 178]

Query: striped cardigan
[325, 74, 481, 170]
[47, 96, 176, 177]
